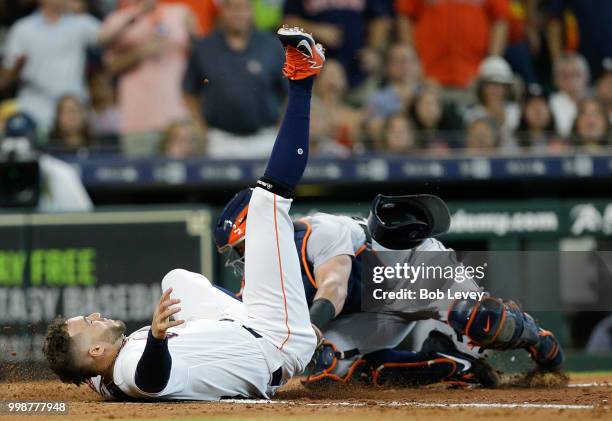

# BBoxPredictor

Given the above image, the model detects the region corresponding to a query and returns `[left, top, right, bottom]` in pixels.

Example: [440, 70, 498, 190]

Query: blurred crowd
[1, 0, 612, 160]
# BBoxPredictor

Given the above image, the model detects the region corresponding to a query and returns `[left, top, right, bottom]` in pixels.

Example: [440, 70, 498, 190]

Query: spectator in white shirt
[1, 0, 133, 131]
[550, 53, 590, 138]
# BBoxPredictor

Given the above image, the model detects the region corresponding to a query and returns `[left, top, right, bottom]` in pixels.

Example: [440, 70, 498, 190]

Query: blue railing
[60, 152, 612, 187]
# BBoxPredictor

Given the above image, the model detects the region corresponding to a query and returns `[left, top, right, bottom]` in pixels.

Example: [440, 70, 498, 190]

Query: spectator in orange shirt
[396, 0, 510, 89]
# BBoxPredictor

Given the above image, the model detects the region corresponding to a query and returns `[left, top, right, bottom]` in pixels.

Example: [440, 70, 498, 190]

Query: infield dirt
[0, 373, 609, 421]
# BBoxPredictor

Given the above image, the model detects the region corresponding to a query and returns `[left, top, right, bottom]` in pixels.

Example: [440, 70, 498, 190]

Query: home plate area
[1, 373, 610, 421]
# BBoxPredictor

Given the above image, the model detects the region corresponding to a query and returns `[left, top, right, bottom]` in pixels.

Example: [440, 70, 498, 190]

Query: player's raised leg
[237, 27, 325, 375]
[160, 269, 246, 321]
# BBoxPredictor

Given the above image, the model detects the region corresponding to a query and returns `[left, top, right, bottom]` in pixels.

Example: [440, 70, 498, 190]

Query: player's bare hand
[151, 288, 184, 339]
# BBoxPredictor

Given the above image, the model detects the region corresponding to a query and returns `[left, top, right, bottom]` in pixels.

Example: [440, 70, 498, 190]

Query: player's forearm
[488, 20, 508, 56]
[311, 255, 352, 319]
[313, 277, 348, 316]
[135, 330, 172, 393]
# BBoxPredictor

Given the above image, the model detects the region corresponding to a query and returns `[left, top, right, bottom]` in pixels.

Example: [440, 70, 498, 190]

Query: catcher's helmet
[367, 194, 450, 250]
[214, 187, 253, 276]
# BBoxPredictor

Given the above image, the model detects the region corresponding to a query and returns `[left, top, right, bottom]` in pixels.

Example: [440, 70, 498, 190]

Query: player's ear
[88, 344, 105, 358]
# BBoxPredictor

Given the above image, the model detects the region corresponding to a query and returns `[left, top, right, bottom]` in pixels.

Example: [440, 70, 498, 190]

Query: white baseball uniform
[89, 187, 317, 400]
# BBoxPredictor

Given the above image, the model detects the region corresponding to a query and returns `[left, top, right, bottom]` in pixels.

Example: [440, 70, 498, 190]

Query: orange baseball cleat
[277, 25, 325, 80]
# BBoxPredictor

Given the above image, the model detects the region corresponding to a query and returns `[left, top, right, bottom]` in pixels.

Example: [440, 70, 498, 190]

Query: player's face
[65, 313, 126, 344]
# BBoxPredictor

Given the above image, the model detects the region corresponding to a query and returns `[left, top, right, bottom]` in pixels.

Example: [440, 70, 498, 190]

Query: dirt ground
[0, 373, 609, 421]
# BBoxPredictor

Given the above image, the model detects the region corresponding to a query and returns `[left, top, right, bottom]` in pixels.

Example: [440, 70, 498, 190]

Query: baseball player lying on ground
[42, 26, 326, 401]
[214, 193, 564, 388]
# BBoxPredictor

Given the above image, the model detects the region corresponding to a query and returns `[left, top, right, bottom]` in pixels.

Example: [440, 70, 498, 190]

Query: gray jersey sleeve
[306, 218, 355, 270]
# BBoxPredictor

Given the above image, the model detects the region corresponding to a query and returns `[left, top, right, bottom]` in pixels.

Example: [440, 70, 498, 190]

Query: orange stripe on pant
[274, 195, 292, 349]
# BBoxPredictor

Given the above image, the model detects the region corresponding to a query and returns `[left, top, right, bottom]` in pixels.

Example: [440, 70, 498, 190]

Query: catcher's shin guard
[303, 333, 500, 388]
[369, 353, 457, 387]
[447, 297, 564, 370]
[367, 331, 499, 388]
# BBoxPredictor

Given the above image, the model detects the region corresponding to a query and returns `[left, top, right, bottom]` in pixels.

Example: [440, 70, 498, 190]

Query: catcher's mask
[214, 188, 253, 276]
[367, 194, 451, 250]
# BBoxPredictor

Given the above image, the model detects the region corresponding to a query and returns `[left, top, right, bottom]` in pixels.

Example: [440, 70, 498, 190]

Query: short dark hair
[42, 317, 95, 385]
